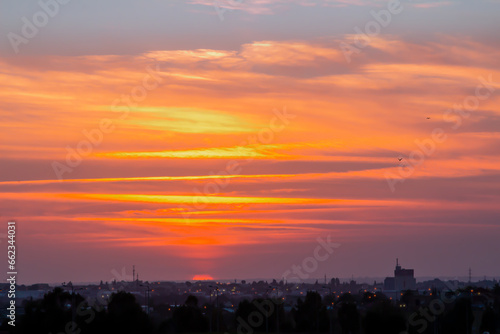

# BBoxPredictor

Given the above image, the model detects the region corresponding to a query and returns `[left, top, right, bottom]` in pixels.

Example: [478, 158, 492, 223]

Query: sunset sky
[1, 0, 499, 284]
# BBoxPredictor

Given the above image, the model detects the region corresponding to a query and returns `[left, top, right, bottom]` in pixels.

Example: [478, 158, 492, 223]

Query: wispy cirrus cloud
[188, 0, 454, 15]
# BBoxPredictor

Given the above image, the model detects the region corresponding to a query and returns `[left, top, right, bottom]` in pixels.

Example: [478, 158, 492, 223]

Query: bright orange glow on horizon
[192, 275, 214, 281]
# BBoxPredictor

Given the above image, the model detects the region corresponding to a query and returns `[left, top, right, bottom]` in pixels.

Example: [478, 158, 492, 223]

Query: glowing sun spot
[192, 274, 214, 281]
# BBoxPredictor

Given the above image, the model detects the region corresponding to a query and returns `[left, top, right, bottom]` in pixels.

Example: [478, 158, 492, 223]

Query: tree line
[2, 285, 500, 334]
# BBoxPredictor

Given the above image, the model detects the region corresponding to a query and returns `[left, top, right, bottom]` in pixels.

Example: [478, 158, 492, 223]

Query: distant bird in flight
[398, 157, 403, 162]
[426, 117, 431, 119]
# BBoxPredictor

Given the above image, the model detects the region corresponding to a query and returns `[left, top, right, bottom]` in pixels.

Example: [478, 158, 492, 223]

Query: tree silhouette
[14, 287, 83, 334]
[338, 300, 360, 334]
[294, 291, 329, 332]
[107, 291, 152, 334]
[479, 306, 497, 334]
[169, 295, 209, 333]
[362, 300, 406, 334]
[441, 297, 474, 334]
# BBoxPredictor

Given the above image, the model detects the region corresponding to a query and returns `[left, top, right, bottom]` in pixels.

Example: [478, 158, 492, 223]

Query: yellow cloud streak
[97, 146, 265, 159]
[61, 193, 332, 205]
[0, 173, 296, 186]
